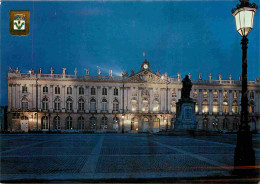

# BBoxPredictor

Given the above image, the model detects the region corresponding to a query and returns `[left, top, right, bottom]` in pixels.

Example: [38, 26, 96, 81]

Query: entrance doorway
[21, 116, 29, 132]
[142, 117, 149, 132]
[153, 118, 160, 133]
[131, 118, 138, 132]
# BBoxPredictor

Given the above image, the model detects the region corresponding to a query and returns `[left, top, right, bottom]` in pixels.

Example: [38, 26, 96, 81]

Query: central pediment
[125, 70, 167, 84]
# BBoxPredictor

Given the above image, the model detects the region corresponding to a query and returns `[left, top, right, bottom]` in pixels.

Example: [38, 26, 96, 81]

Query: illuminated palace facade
[7, 60, 260, 133]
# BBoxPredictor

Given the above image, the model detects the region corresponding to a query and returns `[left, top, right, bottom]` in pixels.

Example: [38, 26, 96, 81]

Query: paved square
[0, 134, 259, 182]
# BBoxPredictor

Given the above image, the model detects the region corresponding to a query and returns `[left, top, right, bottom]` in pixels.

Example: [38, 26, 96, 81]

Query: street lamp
[231, 0, 257, 174]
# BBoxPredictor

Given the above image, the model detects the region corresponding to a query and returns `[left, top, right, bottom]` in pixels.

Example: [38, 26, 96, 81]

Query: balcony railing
[8, 72, 259, 85]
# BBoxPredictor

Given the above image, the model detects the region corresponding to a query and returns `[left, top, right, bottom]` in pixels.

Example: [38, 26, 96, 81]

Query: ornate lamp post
[231, 0, 257, 174]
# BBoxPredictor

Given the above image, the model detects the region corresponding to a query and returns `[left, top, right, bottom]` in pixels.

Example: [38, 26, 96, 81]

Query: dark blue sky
[1, 1, 259, 106]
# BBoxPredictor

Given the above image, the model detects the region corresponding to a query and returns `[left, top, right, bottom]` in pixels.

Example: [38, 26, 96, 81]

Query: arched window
[222, 101, 229, 114]
[54, 97, 61, 110]
[202, 100, 209, 114]
[78, 98, 85, 111]
[153, 100, 159, 112]
[89, 117, 96, 129]
[65, 116, 72, 129]
[170, 100, 176, 113]
[90, 98, 96, 111]
[42, 97, 49, 110]
[212, 100, 219, 114]
[232, 101, 239, 114]
[21, 97, 28, 110]
[249, 101, 254, 113]
[102, 88, 107, 95]
[79, 87, 84, 95]
[113, 117, 119, 130]
[203, 90, 208, 98]
[113, 99, 119, 111]
[101, 99, 108, 111]
[66, 98, 73, 111]
[233, 118, 239, 130]
[142, 99, 149, 112]
[67, 87, 72, 94]
[193, 90, 198, 98]
[101, 116, 108, 129]
[77, 116, 84, 130]
[195, 101, 199, 113]
[91, 87, 96, 95]
[53, 116, 61, 129]
[131, 98, 137, 112]
[114, 88, 118, 96]
[41, 116, 48, 130]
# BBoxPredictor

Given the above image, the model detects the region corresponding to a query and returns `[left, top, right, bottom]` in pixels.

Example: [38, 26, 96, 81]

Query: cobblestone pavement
[0, 134, 259, 182]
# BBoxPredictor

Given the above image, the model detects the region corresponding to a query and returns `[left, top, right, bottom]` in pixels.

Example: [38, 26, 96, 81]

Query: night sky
[1, 0, 259, 106]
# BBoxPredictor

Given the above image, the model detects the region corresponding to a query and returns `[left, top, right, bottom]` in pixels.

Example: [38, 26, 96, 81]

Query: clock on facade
[144, 64, 148, 69]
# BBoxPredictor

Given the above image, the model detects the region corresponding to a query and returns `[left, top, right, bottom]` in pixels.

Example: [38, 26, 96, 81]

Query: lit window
[233, 91, 237, 99]
[213, 91, 218, 98]
[193, 90, 198, 98]
[203, 90, 208, 98]
[153, 101, 159, 112]
[170, 100, 176, 113]
[222, 101, 229, 114]
[202, 100, 209, 114]
[212, 100, 218, 114]
[223, 91, 228, 98]
[232, 101, 239, 114]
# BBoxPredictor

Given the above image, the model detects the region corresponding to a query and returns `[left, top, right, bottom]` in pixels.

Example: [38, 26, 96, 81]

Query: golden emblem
[9, 10, 30, 36]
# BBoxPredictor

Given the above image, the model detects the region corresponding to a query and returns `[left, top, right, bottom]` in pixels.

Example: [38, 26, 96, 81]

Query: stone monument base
[174, 98, 198, 131]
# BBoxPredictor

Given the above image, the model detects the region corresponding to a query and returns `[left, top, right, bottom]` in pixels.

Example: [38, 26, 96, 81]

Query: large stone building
[6, 59, 260, 133]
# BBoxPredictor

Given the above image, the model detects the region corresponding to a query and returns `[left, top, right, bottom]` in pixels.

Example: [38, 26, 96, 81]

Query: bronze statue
[181, 75, 192, 99]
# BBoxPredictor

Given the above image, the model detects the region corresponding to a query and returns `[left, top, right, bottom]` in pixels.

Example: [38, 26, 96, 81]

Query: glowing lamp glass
[233, 7, 257, 37]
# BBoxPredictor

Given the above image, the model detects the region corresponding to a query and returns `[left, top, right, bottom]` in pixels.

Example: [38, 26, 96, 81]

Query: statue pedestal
[174, 98, 198, 135]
